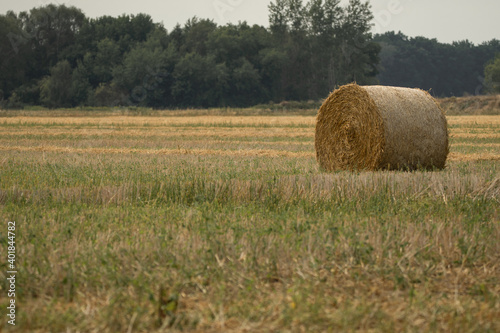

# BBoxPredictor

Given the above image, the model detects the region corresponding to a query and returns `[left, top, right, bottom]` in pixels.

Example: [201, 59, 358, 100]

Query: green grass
[1, 153, 499, 332]
[0, 107, 320, 118]
[0, 113, 499, 332]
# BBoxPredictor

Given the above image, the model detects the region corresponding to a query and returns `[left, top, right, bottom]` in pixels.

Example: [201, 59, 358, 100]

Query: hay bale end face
[315, 84, 449, 171]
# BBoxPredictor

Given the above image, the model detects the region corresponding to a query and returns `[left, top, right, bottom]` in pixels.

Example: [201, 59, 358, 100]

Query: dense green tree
[258, 47, 288, 102]
[112, 43, 174, 107]
[40, 60, 74, 107]
[375, 32, 500, 96]
[5, 2, 499, 109]
[18, 5, 86, 72]
[0, 12, 32, 104]
[333, 0, 379, 85]
[227, 58, 262, 106]
[267, 0, 379, 99]
[268, 0, 289, 36]
[305, 0, 343, 96]
[69, 38, 122, 104]
[2, 2, 383, 108]
[206, 22, 272, 105]
[81, 14, 157, 53]
[172, 53, 224, 107]
[484, 54, 500, 94]
[181, 17, 218, 56]
[92, 38, 121, 83]
[268, 0, 309, 100]
[71, 60, 93, 105]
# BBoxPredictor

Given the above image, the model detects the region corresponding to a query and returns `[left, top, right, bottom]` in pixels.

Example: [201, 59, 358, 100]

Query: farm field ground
[0, 110, 499, 332]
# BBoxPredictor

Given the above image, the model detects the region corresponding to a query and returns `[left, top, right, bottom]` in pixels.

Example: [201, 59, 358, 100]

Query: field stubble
[0, 113, 499, 332]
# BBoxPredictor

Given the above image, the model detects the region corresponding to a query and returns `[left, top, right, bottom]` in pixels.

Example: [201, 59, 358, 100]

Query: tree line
[374, 31, 500, 97]
[0, 1, 499, 109]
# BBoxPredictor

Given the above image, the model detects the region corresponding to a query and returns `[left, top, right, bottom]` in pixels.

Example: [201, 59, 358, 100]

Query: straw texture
[315, 84, 449, 171]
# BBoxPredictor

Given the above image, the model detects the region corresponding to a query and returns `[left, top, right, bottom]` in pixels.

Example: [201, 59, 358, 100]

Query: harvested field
[0, 145, 315, 158]
[451, 133, 500, 139]
[0, 115, 317, 126]
[447, 115, 500, 125]
[0, 112, 499, 333]
[448, 152, 500, 161]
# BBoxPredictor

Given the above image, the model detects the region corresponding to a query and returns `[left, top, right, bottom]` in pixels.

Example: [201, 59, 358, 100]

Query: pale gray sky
[1, 0, 499, 44]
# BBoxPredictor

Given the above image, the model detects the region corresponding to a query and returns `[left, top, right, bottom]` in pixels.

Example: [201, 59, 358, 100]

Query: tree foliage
[1, 2, 498, 109]
[40, 60, 74, 108]
[484, 54, 500, 94]
[374, 32, 500, 96]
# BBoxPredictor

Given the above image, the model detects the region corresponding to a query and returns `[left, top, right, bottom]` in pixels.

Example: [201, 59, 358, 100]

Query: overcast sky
[1, 0, 499, 44]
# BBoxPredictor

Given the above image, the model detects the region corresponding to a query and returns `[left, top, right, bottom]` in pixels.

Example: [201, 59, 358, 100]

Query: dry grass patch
[447, 115, 500, 125]
[0, 127, 316, 139]
[451, 133, 500, 139]
[0, 145, 316, 158]
[448, 152, 500, 162]
[0, 115, 316, 127]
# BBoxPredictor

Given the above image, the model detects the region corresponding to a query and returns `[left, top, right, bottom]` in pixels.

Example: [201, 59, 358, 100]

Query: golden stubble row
[1, 145, 499, 162]
[1, 127, 499, 139]
[1, 115, 499, 126]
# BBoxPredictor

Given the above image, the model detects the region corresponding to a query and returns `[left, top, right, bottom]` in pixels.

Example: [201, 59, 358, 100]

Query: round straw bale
[315, 84, 449, 171]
